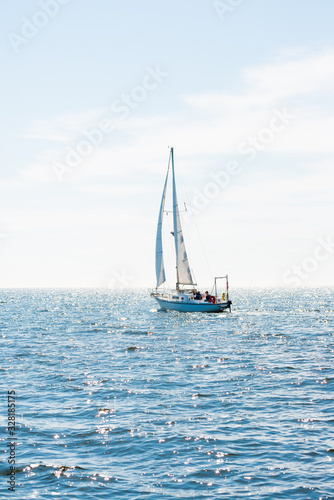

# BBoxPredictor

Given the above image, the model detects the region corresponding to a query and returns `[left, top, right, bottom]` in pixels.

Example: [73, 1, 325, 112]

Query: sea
[1, 288, 334, 500]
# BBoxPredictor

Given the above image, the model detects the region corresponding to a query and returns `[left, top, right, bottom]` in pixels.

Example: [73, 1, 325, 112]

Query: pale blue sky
[1, 0, 334, 288]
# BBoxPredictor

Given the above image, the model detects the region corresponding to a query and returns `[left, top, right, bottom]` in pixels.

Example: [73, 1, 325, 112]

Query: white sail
[155, 163, 170, 287]
[171, 148, 195, 287]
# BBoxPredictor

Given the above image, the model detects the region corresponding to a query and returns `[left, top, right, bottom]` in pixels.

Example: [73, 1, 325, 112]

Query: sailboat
[150, 148, 232, 313]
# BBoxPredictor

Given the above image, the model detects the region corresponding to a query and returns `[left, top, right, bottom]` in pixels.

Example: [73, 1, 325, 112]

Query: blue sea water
[1, 288, 334, 500]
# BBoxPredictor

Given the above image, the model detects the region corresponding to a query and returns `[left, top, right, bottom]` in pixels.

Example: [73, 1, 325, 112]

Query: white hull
[152, 294, 231, 313]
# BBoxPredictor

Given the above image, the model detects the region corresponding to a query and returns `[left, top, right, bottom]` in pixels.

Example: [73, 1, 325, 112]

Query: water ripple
[1, 288, 334, 499]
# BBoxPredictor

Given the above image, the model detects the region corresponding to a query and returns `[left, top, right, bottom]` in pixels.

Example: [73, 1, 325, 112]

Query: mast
[171, 148, 180, 289]
[171, 147, 195, 290]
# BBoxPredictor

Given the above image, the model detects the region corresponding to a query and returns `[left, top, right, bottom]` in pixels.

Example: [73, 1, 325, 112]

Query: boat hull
[153, 295, 231, 313]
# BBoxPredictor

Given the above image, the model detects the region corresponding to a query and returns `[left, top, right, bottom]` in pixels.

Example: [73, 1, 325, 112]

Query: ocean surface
[1, 288, 334, 499]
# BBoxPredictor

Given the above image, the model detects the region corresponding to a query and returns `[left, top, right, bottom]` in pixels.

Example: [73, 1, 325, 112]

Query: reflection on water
[1, 288, 334, 499]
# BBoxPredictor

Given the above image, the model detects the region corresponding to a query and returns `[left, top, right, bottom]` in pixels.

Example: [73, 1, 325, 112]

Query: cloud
[20, 110, 104, 142]
[15, 47, 334, 188]
[185, 48, 334, 111]
[243, 48, 334, 99]
[77, 184, 156, 196]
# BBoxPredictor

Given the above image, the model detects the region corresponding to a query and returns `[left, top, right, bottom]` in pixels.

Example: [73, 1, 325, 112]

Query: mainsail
[155, 159, 170, 287]
[171, 148, 195, 287]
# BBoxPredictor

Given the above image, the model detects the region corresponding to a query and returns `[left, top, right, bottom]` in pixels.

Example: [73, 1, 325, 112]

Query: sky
[0, 0, 334, 289]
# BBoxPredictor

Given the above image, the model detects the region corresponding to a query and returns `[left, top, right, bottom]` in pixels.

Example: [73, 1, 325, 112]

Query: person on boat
[204, 291, 216, 304]
[195, 291, 202, 300]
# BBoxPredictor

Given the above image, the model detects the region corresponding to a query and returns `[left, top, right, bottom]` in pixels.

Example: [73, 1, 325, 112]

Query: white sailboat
[151, 148, 232, 313]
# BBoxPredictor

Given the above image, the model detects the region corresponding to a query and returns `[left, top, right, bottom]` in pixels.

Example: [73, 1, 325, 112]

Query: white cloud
[243, 48, 334, 99]
[15, 48, 334, 188]
[20, 110, 104, 142]
[185, 48, 334, 111]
